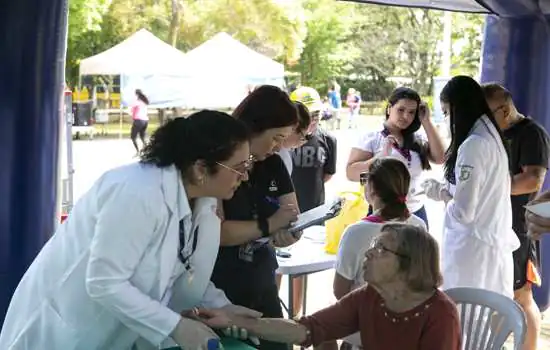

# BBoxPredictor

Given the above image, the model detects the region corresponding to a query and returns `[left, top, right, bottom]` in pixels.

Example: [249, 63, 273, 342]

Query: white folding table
[276, 226, 336, 319]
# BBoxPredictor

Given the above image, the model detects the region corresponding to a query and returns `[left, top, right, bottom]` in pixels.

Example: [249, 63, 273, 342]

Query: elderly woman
[206, 224, 461, 349]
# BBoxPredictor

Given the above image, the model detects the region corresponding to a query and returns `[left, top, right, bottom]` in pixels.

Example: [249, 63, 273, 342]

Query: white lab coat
[442, 115, 520, 298]
[0, 162, 230, 350]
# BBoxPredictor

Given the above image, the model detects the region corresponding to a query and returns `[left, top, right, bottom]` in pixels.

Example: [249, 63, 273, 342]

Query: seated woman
[330, 157, 426, 350]
[218, 224, 461, 350]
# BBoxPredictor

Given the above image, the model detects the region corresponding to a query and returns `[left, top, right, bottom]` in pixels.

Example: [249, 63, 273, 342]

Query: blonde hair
[381, 223, 443, 292]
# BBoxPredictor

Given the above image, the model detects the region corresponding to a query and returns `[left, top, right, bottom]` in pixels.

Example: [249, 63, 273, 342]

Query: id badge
[238, 243, 255, 262]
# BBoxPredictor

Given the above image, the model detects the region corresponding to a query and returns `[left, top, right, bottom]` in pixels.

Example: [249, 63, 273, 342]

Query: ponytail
[379, 196, 410, 221]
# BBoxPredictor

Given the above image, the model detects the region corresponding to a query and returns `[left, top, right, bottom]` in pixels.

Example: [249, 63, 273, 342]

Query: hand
[171, 317, 219, 350]
[219, 304, 262, 345]
[268, 205, 298, 232]
[526, 192, 550, 240]
[381, 135, 398, 156]
[419, 101, 431, 124]
[421, 179, 447, 202]
[271, 229, 301, 248]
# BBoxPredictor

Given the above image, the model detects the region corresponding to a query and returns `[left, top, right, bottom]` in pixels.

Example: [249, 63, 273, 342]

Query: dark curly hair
[233, 85, 298, 134]
[140, 110, 250, 178]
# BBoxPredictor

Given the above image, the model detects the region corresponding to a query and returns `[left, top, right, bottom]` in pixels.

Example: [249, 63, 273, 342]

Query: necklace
[379, 300, 432, 323]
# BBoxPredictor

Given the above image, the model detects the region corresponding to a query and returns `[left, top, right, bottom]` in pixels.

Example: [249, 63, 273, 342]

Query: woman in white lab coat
[0, 110, 260, 350]
[422, 76, 520, 298]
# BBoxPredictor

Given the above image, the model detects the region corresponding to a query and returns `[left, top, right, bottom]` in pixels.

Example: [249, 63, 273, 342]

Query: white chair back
[444, 287, 526, 350]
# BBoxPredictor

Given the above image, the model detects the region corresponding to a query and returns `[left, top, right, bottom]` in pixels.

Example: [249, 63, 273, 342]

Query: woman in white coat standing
[422, 76, 520, 298]
[0, 110, 260, 350]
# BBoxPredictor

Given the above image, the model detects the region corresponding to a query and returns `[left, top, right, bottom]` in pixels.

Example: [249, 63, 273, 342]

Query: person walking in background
[346, 88, 361, 129]
[483, 83, 550, 350]
[327, 82, 342, 130]
[130, 89, 149, 155]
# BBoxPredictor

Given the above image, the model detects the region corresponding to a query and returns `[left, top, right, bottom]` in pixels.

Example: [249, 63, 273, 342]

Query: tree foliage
[66, 0, 485, 100]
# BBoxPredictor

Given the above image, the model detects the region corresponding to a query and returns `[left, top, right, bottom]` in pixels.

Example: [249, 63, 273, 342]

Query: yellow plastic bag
[325, 190, 369, 254]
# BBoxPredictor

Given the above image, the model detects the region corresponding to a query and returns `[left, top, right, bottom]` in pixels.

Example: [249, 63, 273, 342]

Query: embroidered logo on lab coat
[458, 165, 474, 182]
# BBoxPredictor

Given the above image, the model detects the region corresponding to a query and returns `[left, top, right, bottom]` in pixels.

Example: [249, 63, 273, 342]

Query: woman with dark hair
[422, 75, 520, 298]
[0, 111, 262, 350]
[346, 87, 446, 228]
[204, 224, 461, 350]
[130, 88, 150, 154]
[212, 85, 301, 350]
[322, 158, 426, 350]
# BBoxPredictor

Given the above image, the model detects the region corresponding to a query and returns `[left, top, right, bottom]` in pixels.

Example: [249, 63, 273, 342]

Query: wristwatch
[258, 217, 270, 237]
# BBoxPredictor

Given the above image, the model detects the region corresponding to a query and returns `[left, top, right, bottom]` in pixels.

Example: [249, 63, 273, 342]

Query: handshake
[421, 179, 452, 203]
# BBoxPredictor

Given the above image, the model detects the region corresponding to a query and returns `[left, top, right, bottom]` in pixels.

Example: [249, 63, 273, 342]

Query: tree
[451, 13, 485, 77]
[288, 0, 356, 92]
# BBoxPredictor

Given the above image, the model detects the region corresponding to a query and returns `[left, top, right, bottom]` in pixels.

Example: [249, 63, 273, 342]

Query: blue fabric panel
[0, 0, 67, 325]
[481, 14, 550, 311]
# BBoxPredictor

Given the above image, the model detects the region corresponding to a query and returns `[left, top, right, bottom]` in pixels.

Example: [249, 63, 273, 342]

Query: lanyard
[178, 220, 199, 271]
[381, 129, 412, 166]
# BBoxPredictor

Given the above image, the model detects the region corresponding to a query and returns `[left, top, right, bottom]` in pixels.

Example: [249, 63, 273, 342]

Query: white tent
[177, 32, 286, 109]
[79, 29, 187, 75]
[79, 29, 192, 108]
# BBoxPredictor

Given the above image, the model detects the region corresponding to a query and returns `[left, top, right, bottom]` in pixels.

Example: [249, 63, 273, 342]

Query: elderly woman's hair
[233, 85, 298, 134]
[294, 101, 312, 134]
[140, 110, 250, 178]
[381, 223, 443, 292]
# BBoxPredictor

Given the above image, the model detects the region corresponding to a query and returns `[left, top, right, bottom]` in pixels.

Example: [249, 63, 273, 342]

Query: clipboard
[287, 197, 344, 235]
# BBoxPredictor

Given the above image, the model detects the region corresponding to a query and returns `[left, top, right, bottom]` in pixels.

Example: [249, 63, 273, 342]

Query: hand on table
[171, 316, 220, 350]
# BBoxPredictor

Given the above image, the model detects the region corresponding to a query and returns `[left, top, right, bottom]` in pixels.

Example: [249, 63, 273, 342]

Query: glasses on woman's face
[367, 239, 408, 259]
[216, 155, 254, 177]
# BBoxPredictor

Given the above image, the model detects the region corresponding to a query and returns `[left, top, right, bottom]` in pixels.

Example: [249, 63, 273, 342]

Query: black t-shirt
[211, 154, 294, 294]
[503, 117, 550, 234]
[291, 129, 337, 212]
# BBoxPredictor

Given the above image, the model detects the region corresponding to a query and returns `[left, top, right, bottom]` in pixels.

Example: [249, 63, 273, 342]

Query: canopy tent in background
[174, 32, 285, 109]
[79, 29, 190, 108]
[351, 0, 550, 310]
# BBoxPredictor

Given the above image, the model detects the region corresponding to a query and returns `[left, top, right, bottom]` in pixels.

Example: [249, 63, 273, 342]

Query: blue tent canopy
[1, 0, 550, 327]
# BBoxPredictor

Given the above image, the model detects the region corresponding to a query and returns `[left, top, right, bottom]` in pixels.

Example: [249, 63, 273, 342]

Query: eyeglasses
[216, 155, 254, 177]
[368, 240, 409, 259]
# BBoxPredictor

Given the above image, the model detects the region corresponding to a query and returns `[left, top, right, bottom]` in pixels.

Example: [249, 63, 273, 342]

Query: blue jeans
[367, 205, 429, 231]
[412, 206, 429, 231]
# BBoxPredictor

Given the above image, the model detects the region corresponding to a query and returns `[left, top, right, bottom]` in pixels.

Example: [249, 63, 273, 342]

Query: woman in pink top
[130, 89, 150, 154]
[205, 224, 461, 350]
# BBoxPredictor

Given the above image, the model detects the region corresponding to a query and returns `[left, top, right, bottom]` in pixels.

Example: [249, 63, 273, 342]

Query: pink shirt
[131, 100, 148, 121]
